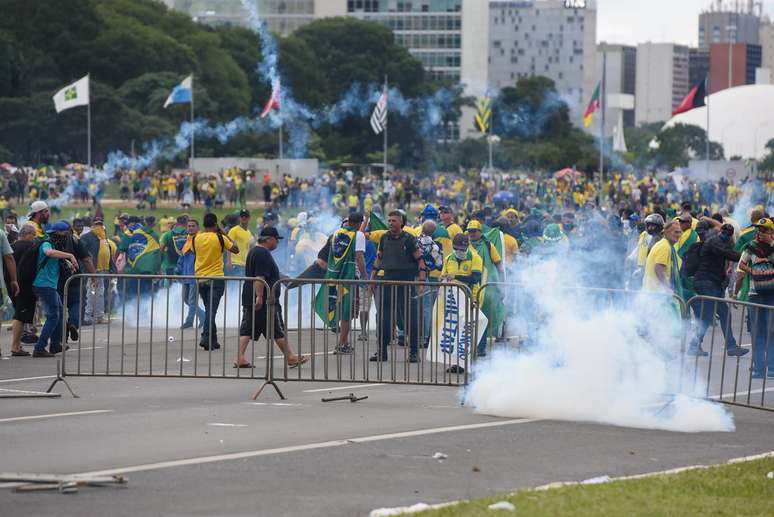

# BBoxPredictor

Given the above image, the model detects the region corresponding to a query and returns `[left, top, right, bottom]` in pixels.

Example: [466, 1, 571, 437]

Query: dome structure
[661, 84, 774, 160]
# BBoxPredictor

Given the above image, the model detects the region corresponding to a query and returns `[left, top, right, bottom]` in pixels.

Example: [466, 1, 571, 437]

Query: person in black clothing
[689, 223, 748, 357]
[235, 226, 308, 369]
[369, 210, 427, 363]
[58, 224, 96, 341]
[8, 224, 34, 356]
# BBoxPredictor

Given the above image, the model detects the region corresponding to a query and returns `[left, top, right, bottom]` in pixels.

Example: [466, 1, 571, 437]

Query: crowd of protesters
[1, 165, 773, 381]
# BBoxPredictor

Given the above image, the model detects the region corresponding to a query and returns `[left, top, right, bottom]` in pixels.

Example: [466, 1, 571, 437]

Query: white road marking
[712, 385, 774, 399]
[72, 346, 105, 351]
[247, 402, 301, 407]
[303, 383, 386, 393]
[0, 388, 51, 395]
[0, 410, 113, 424]
[71, 418, 538, 478]
[207, 423, 248, 428]
[0, 375, 56, 384]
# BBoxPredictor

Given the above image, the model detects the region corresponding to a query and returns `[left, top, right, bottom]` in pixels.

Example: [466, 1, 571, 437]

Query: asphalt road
[0, 322, 773, 517]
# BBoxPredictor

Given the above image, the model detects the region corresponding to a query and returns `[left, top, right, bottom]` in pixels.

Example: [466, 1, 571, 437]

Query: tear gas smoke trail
[465, 242, 735, 433]
[731, 180, 771, 224]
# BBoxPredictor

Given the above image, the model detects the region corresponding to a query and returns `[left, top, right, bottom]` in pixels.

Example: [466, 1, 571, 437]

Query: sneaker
[397, 337, 406, 347]
[369, 353, 388, 362]
[751, 371, 766, 379]
[334, 344, 353, 355]
[181, 323, 194, 330]
[67, 324, 78, 342]
[446, 364, 465, 374]
[408, 354, 419, 363]
[727, 347, 750, 357]
[687, 348, 709, 357]
[200, 342, 220, 351]
[32, 350, 55, 358]
[81, 319, 93, 327]
[11, 350, 30, 357]
[96, 318, 109, 325]
[357, 333, 369, 342]
[21, 334, 39, 344]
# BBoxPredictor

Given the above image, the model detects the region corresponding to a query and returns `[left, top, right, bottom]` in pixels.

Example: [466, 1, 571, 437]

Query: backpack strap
[217, 232, 225, 252]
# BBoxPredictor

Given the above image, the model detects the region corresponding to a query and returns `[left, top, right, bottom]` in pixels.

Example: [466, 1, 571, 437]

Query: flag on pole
[53, 75, 90, 113]
[672, 77, 707, 116]
[163, 75, 193, 108]
[370, 87, 388, 134]
[583, 82, 601, 128]
[475, 89, 492, 133]
[260, 79, 281, 118]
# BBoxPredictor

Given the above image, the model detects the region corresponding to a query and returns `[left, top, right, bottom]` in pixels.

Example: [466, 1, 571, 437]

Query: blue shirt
[33, 241, 59, 289]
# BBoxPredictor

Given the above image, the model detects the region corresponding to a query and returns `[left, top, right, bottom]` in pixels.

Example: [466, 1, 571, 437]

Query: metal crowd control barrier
[267, 278, 476, 395]
[684, 295, 774, 412]
[52, 274, 272, 396]
[476, 282, 687, 355]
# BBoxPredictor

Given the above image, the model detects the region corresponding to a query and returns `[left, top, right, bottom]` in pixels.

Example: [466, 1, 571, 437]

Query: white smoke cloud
[465, 248, 735, 433]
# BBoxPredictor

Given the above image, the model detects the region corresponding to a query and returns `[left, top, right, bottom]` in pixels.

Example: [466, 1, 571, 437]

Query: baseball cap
[29, 200, 48, 214]
[438, 205, 452, 213]
[263, 211, 278, 222]
[452, 233, 469, 249]
[259, 227, 284, 240]
[46, 220, 70, 234]
[239, 209, 250, 218]
[466, 220, 482, 231]
[754, 218, 774, 231]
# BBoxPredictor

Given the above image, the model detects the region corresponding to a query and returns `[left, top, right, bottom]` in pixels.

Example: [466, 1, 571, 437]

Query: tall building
[759, 19, 774, 72]
[698, 4, 761, 50]
[709, 42, 762, 92]
[635, 43, 690, 125]
[484, 0, 598, 126]
[596, 43, 636, 129]
[689, 48, 710, 87]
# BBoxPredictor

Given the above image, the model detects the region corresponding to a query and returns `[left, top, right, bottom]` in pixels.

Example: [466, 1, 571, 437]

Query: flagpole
[383, 75, 388, 173]
[705, 75, 710, 178]
[599, 52, 607, 193]
[87, 92, 92, 172]
[190, 74, 195, 169]
[279, 122, 283, 160]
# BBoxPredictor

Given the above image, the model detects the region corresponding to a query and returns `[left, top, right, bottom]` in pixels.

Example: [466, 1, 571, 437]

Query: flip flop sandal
[288, 356, 310, 368]
[233, 362, 253, 368]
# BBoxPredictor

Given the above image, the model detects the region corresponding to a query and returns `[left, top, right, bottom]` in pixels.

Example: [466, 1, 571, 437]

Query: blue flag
[164, 75, 192, 108]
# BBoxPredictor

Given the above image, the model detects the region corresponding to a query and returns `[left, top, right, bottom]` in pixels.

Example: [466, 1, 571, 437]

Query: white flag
[370, 89, 388, 135]
[53, 75, 90, 113]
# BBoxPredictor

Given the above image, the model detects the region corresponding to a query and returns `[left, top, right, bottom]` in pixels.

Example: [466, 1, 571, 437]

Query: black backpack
[17, 241, 49, 289]
[681, 241, 703, 278]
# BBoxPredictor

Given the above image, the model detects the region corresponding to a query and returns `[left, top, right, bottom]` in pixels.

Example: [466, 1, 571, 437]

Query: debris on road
[321, 393, 368, 403]
[487, 501, 516, 511]
[1, 473, 127, 494]
[432, 452, 448, 461]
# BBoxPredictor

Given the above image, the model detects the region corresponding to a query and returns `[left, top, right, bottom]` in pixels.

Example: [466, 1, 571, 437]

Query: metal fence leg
[45, 360, 79, 398]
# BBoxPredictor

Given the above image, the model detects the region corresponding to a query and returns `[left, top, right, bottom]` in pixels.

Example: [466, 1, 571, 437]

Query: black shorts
[239, 304, 286, 340]
[11, 292, 36, 324]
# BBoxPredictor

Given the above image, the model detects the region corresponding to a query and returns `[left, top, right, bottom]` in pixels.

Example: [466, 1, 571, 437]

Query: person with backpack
[686, 222, 746, 357]
[28, 221, 79, 357]
[182, 213, 239, 350]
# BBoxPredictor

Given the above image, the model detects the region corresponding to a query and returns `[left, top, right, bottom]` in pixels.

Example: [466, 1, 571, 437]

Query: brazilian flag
[735, 226, 757, 301]
[369, 212, 388, 231]
[472, 231, 506, 333]
[120, 225, 161, 275]
[315, 226, 359, 325]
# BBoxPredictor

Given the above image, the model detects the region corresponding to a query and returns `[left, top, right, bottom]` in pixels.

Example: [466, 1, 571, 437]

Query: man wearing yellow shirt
[226, 209, 254, 277]
[643, 220, 683, 294]
[182, 213, 239, 350]
[439, 205, 462, 239]
[441, 233, 483, 301]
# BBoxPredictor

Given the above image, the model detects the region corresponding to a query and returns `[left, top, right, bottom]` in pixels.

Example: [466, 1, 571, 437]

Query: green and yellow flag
[315, 226, 359, 325]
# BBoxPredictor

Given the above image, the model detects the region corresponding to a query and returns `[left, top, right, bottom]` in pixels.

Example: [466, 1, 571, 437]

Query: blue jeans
[182, 283, 205, 327]
[690, 280, 737, 351]
[420, 281, 438, 347]
[749, 293, 774, 376]
[227, 265, 245, 277]
[33, 286, 63, 353]
[198, 280, 225, 346]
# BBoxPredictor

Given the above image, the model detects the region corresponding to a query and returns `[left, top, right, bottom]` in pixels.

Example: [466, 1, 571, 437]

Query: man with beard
[27, 201, 49, 239]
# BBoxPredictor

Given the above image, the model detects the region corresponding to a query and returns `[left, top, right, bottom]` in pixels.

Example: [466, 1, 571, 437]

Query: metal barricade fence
[266, 278, 476, 392]
[59, 274, 271, 384]
[684, 295, 774, 412]
[476, 282, 687, 356]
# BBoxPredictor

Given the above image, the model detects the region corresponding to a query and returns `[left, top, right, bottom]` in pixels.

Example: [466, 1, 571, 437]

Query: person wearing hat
[466, 219, 504, 357]
[30, 221, 79, 357]
[226, 209, 254, 277]
[439, 206, 462, 240]
[441, 233, 483, 302]
[236, 225, 307, 368]
[735, 217, 774, 378]
[27, 200, 49, 239]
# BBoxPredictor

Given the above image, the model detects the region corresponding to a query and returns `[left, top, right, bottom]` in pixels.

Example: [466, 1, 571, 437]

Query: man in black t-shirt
[235, 227, 308, 369]
[58, 225, 96, 340]
[370, 210, 427, 363]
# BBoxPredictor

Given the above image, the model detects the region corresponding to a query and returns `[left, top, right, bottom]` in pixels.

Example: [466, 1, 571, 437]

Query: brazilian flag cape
[735, 226, 757, 301]
[315, 226, 359, 325]
[471, 233, 505, 333]
[120, 225, 161, 275]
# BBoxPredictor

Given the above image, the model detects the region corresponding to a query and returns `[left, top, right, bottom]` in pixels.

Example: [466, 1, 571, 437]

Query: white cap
[29, 200, 48, 214]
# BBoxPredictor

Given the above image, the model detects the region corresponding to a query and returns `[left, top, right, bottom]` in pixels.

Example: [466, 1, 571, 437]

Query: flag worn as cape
[470, 236, 505, 333]
[119, 225, 161, 274]
[315, 226, 359, 325]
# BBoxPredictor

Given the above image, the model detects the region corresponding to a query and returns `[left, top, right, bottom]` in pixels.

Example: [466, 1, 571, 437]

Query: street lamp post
[727, 24, 737, 89]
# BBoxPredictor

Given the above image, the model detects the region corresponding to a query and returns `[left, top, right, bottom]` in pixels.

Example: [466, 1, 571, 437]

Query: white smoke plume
[465, 246, 735, 433]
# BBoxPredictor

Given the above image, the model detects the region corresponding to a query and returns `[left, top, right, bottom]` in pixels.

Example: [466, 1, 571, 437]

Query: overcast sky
[597, 0, 774, 46]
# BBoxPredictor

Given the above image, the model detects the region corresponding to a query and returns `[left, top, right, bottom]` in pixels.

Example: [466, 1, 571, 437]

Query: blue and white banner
[163, 75, 192, 108]
[427, 287, 487, 365]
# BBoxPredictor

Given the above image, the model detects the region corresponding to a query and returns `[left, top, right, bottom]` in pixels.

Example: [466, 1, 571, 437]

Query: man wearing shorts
[235, 227, 308, 368]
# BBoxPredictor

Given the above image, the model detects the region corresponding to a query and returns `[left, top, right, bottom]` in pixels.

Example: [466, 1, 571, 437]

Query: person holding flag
[466, 220, 505, 356]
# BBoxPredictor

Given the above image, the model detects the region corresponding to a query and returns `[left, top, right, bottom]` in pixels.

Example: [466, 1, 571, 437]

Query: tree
[651, 123, 724, 169]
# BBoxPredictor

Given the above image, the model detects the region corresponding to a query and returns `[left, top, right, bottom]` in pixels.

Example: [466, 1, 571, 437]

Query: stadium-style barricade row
[683, 295, 774, 413]
[56, 274, 477, 399]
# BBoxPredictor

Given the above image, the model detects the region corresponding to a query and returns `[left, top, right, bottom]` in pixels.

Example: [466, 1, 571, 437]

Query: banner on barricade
[427, 287, 487, 363]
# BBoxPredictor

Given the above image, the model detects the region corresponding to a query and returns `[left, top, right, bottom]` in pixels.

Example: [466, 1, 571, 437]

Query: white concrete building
[635, 43, 690, 125]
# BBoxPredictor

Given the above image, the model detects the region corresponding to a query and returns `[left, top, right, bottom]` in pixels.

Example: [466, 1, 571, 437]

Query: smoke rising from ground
[465, 238, 735, 433]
